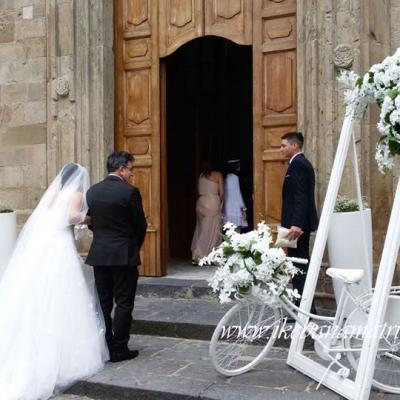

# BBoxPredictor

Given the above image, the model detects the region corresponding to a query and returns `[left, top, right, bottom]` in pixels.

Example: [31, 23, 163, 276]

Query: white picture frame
[287, 113, 400, 399]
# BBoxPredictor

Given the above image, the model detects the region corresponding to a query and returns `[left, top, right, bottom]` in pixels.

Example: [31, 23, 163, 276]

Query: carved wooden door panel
[204, 0, 252, 45]
[253, 0, 297, 225]
[115, 0, 162, 276]
[159, 0, 204, 57]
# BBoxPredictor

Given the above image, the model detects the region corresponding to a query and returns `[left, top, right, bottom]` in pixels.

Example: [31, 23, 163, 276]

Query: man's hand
[287, 226, 302, 241]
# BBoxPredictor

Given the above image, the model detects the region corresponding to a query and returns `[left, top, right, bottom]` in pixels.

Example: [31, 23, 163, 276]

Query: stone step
[53, 396, 93, 400]
[137, 276, 215, 300]
[68, 334, 346, 400]
[132, 296, 315, 349]
[132, 296, 229, 341]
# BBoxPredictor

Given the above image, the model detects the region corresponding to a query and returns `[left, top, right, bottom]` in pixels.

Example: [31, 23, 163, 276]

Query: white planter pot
[327, 208, 373, 317]
[0, 211, 17, 270]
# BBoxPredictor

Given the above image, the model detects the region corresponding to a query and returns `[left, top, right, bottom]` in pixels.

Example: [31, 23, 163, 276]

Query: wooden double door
[115, 0, 297, 276]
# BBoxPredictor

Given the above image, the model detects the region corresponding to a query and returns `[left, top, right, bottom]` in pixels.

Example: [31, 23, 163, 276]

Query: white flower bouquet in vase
[200, 221, 301, 305]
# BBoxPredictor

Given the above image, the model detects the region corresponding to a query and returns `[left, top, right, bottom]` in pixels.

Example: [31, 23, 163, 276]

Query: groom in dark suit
[86, 151, 147, 362]
[280, 132, 318, 299]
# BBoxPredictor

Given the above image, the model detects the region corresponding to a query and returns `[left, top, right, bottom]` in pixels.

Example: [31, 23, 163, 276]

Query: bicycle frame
[275, 282, 369, 365]
[274, 280, 400, 363]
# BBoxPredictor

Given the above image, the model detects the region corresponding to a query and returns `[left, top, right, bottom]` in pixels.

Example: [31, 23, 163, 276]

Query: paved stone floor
[158, 259, 216, 280]
[59, 334, 400, 400]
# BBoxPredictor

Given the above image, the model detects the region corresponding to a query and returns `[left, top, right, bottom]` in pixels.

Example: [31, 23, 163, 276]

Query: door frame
[114, 0, 297, 277]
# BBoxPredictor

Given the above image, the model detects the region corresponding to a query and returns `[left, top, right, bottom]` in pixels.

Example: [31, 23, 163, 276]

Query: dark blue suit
[281, 153, 318, 297]
[86, 175, 147, 353]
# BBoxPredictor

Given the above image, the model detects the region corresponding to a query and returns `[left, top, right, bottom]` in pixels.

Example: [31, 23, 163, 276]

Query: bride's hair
[60, 162, 87, 194]
[61, 163, 80, 188]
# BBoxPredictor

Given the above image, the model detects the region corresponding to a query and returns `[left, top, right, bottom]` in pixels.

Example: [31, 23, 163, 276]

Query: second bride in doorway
[191, 160, 224, 264]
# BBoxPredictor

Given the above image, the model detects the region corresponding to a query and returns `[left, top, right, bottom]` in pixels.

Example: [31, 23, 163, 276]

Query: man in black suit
[86, 151, 147, 362]
[280, 132, 318, 299]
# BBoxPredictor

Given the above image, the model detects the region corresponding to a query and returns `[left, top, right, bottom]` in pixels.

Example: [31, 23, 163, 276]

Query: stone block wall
[0, 0, 113, 229]
[298, 0, 400, 298]
[0, 1, 47, 225]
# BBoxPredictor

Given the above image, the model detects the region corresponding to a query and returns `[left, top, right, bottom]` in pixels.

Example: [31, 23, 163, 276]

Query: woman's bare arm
[218, 172, 224, 203]
[68, 192, 84, 224]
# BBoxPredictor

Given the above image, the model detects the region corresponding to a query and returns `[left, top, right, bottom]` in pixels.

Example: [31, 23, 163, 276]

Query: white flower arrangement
[339, 48, 400, 173]
[199, 221, 300, 304]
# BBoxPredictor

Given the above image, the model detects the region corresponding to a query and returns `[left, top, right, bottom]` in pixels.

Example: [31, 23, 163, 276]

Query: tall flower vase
[0, 211, 17, 271]
[327, 208, 373, 317]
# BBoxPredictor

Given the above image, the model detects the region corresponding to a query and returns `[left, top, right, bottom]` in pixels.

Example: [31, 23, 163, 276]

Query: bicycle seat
[326, 268, 364, 284]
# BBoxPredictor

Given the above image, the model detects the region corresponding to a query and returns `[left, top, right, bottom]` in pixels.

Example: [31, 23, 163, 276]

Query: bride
[0, 163, 109, 400]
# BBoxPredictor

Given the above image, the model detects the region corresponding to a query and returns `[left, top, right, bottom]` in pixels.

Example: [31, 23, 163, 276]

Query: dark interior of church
[164, 36, 253, 260]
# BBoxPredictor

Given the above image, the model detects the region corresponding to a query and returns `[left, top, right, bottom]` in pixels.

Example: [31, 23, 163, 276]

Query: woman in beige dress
[191, 161, 224, 264]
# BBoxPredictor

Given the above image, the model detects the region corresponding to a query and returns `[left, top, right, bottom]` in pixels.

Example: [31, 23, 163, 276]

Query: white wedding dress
[0, 164, 109, 400]
[223, 173, 248, 227]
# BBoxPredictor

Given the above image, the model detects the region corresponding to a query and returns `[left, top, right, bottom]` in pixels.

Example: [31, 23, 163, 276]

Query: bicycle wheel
[344, 296, 400, 393]
[209, 299, 282, 376]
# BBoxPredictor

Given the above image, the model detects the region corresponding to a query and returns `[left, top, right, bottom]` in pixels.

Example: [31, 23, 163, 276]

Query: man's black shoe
[110, 349, 139, 363]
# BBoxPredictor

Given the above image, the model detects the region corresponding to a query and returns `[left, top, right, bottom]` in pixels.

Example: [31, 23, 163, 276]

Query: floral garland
[200, 222, 300, 304]
[339, 48, 400, 173]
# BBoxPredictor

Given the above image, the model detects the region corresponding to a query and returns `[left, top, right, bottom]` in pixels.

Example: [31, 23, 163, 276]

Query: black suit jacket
[86, 175, 147, 267]
[281, 153, 318, 232]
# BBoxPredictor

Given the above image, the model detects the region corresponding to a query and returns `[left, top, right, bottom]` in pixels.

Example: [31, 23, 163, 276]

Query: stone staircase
[65, 269, 344, 400]
[133, 276, 230, 341]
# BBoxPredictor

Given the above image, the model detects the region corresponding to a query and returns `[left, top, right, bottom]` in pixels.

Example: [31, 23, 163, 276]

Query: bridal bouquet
[200, 222, 300, 304]
[339, 48, 400, 173]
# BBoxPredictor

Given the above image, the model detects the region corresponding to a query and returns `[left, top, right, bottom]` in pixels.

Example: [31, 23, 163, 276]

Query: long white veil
[0, 163, 90, 279]
[0, 163, 109, 398]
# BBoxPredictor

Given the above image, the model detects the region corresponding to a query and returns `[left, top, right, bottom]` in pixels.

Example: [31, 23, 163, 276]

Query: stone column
[46, 0, 114, 184]
[360, 0, 392, 264]
[46, 0, 76, 180]
[74, 0, 114, 184]
[297, 0, 393, 267]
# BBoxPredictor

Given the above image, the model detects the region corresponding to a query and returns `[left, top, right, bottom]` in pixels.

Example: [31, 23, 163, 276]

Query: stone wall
[298, 0, 400, 299]
[1, 1, 400, 285]
[46, 0, 114, 185]
[0, 0, 47, 226]
[0, 0, 113, 228]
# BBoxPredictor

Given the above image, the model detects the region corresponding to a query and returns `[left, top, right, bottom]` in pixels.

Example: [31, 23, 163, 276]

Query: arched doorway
[163, 36, 253, 260]
[114, 0, 297, 276]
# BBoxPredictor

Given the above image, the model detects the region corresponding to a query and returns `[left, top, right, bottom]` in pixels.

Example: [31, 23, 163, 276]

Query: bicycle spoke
[210, 301, 281, 375]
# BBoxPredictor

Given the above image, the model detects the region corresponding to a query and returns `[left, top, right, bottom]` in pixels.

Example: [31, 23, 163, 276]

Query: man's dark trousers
[93, 265, 139, 352]
[288, 231, 310, 297]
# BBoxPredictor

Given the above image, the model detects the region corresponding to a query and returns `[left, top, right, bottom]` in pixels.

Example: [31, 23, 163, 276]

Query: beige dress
[191, 175, 222, 260]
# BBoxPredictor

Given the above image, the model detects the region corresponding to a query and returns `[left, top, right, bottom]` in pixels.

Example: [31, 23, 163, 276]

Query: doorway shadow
[163, 36, 253, 262]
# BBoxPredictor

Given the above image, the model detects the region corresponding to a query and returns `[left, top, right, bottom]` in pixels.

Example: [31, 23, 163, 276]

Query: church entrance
[162, 37, 253, 261]
[114, 0, 297, 276]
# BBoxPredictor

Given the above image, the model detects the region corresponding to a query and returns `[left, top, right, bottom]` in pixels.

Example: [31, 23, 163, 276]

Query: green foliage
[0, 204, 13, 213]
[368, 72, 374, 84]
[387, 88, 399, 100]
[237, 286, 250, 294]
[356, 77, 363, 88]
[388, 136, 400, 155]
[334, 196, 362, 213]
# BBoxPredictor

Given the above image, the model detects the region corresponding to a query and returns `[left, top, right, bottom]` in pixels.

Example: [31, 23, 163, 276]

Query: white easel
[287, 111, 399, 399]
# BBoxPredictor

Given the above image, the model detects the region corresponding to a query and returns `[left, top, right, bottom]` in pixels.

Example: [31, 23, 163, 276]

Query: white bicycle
[209, 264, 400, 394]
